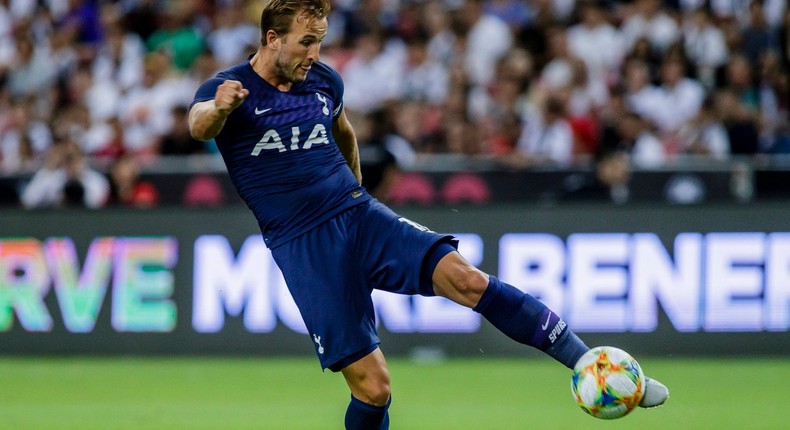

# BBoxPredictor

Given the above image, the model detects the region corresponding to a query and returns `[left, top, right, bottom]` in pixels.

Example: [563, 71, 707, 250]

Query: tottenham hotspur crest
[313, 334, 324, 354]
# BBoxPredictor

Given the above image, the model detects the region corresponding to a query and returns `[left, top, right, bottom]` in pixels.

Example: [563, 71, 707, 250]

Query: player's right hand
[214, 80, 249, 116]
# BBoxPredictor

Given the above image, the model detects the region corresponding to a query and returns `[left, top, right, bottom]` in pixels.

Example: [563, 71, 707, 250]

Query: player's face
[275, 15, 327, 84]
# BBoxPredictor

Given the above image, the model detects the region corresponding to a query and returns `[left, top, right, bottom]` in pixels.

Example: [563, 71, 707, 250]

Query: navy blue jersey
[191, 60, 370, 248]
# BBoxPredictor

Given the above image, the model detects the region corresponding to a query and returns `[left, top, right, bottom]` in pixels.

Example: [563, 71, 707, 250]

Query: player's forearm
[338, 137, 362, 184]
[333, 109, 362, 184]
[189, 101, 230, 141]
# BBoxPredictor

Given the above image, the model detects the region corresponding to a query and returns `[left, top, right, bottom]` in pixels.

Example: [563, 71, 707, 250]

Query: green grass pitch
[1, 356, 787, 429]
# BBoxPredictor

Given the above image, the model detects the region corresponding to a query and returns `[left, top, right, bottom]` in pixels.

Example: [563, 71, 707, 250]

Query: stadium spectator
[107, 153, 158, 207]
[653, 55, 706, 135]
[559, 148, 632, 204]
[118, 52, 194, 154]
[566, 0, 625, 86]
[160, 105, 207, 155]
[145, 0, 205, 71]
[21, 142, 109, 208]
[622, 59, 663, 127]
[468, 48, 531, 137]
[780, 8, 790, 67]
[722, 54, 760, 112]
[458, 0, 513, 88]
[0, 100, 51, 173]
[444, 114, 484, 156]
[69, 64, 122, 126]
[711, 0, 786, 29]
[740, 0, 779, 65]
[58, 0, 102, 46]
[621, 0, 680, 54]
[756, 52, 785, 151]
[677, 97, 731, 160]
[206, 4, 259, 69]
[420, 0, 455, 67]
[6, 36, 57, 101]
[516, 95, 575, 166]
[399, 32, 449, 105]
[566, 57, 609, 121]
[714, 89, 760, 155]
[600, 109, 666, 169]
[683, 7, 729, 89]
[92, 7, 146, 92]
[484, 0, 534, 31]
[341, 28, 404, 114]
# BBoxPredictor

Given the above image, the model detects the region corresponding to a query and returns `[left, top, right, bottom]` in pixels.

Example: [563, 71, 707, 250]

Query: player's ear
[265, 30, 280, 49]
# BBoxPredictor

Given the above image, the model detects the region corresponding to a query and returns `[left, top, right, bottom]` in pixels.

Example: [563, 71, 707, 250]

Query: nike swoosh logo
[255, 108, 272, 115]
[541, 312, 552, 330]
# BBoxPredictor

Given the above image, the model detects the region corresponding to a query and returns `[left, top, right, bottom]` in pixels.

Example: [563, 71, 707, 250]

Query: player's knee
[455, 269, 487, 295]
[367, 381, 392, 407]
[357, 375, 391, 406]
[444, 266, 488, 307]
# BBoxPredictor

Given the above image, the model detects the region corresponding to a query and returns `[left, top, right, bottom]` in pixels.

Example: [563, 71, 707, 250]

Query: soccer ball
[571, 346, 645, 419]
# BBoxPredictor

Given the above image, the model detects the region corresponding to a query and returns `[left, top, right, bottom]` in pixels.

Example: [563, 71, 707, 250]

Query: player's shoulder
[308, 62, 342, 85]
[306, 61, 344, 101]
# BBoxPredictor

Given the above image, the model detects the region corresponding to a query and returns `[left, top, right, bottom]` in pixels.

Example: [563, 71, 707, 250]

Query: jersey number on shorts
[398, 217, 434, 233]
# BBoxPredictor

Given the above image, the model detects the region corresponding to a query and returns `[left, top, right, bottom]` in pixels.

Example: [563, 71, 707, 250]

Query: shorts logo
[313, 334, 325, 354]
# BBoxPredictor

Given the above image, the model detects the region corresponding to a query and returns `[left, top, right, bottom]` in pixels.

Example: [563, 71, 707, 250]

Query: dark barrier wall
[1, 203, 789, 357]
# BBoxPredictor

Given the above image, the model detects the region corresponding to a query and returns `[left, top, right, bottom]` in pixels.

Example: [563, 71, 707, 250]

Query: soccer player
[188, 1, 669, 428]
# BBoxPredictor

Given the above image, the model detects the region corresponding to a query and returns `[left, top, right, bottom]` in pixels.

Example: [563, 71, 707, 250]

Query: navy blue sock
[345, 395, 390, 430]
[473, 275, 589, 369]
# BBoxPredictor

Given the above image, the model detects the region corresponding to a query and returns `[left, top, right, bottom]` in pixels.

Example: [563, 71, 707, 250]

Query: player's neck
[249, 51, 294, 92]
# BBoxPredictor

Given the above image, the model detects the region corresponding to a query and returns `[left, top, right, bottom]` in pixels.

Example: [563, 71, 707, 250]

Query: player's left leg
[430, 249, 668, 408]
[431, 248, 589, 368]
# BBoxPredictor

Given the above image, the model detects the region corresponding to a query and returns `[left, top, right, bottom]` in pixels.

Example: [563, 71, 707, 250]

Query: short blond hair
[259, 0, 331, 46]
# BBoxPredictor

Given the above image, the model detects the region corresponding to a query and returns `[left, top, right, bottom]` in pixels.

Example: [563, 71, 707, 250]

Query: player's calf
[472, 275, 589, 369]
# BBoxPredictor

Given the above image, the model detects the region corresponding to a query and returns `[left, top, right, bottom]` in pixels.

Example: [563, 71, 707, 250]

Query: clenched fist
[214, 80, 249, 115]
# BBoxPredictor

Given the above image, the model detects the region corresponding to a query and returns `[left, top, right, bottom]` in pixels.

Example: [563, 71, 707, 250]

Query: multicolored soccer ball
[571, 346, 645, 419]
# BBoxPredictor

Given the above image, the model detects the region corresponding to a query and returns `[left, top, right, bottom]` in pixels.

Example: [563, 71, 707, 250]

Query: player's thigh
[271, 213, 377, 370]
[356, 200, 455, 295]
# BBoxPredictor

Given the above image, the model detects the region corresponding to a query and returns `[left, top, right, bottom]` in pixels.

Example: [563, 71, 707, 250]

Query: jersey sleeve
[190, 77, 225, 109]
[323, 64, 345, 120]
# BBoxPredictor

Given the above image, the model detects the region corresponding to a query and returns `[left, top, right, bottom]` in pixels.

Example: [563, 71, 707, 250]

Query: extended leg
[431, 251, 588, 368]
[431, 250, 668, 407]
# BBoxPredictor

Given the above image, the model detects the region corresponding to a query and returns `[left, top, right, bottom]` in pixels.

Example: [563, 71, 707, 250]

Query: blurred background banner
[2, 203, 788, 356]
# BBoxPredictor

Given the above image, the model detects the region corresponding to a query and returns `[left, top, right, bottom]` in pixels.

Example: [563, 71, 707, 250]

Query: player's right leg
[341, 348, 392, 429]
[269, 204, 393, 429]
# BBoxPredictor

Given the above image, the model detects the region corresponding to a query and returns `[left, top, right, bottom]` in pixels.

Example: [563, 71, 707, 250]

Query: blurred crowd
[1, 0, 789, 208]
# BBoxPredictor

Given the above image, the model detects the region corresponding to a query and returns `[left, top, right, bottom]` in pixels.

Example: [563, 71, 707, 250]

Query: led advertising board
[1, 204, 788, 356]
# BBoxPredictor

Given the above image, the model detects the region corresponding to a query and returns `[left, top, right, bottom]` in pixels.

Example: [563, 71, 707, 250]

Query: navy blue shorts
[270, 199, 456, 371]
